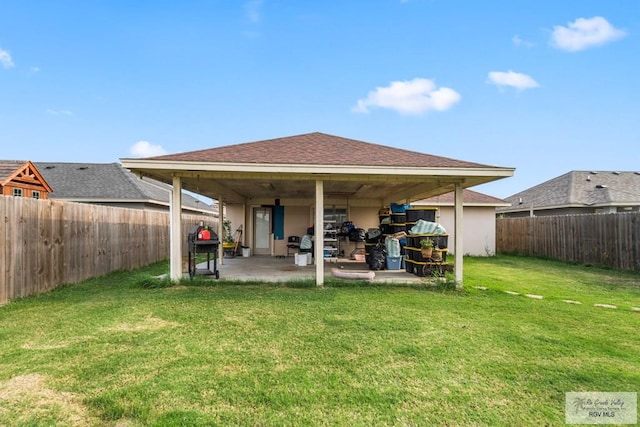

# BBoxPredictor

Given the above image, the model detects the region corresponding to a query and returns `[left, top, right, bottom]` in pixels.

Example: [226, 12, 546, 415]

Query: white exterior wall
[225, 204, 245, 244]
[434, 206, 496, 256]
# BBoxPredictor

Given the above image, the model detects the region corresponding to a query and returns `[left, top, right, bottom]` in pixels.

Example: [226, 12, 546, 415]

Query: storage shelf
[323, 220, 339, 260]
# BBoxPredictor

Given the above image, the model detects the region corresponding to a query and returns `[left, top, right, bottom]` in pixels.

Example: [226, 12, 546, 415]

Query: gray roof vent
[586, 175, 591, 181]
[590, 171, 599, 175]
[595, 184, 608, 189]
[612, 171, 620, 175]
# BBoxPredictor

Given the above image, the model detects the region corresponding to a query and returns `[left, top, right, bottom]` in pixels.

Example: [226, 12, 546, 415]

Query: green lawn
[0, 256, 639, 426]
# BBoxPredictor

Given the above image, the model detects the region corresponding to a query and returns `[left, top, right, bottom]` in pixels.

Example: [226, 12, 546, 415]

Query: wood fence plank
[25, 198, 37, 297]
[0, 197, 214, 302]
[0, 197, 7, 304]
[10, 197, 24, 299]
[497, 212, 640, 271]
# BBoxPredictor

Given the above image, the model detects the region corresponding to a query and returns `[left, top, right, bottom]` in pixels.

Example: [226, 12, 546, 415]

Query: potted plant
[222, 219, 235, 249]
[431, 246, 443, 262]
[420, 239, 434, 258]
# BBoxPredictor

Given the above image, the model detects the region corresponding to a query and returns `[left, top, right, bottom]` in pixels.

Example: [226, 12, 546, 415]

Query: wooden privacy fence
[0, 196, 217, 304]
[496, 212, 640, 272]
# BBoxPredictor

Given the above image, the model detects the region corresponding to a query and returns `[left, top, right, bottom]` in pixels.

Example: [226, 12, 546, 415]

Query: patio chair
[286, 235, 301, 256]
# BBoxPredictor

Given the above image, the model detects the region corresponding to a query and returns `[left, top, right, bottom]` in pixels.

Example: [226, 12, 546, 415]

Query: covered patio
[121, 132, 514, 286]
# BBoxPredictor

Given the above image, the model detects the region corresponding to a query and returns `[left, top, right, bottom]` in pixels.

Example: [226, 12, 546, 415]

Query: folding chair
[286, 236, 300, 256]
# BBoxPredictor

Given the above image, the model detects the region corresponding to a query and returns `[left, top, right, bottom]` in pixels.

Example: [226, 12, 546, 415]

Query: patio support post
[170, 176, 183, 282]
[315, 179, 324, 286]
[218, 197, 224, 265]
[454, 182, 464, 288]
[242, 204, 246, 247]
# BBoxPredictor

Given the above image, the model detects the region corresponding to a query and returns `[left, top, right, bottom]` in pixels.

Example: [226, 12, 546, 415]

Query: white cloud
[244, 0, 263, 23]
[0, 48, 15, 68]
[353, 78, 461, 115]
[487, 71, 539, 91]
[512, 35, 534, 48]
[46, 109, 73, 116]
[551, 16, 626, 51]
[130, 141, 167, 157]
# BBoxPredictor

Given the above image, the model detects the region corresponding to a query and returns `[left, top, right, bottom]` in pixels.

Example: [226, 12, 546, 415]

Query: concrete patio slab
[192, 255, 425, 284]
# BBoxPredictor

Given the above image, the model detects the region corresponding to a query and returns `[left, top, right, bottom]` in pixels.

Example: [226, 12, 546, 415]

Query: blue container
[386, 256, 402, 270]
[390, 203, 411, 213]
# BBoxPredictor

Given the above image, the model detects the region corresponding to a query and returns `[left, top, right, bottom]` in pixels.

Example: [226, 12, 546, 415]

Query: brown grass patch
[0, 373, 99, 426]
[21, 342, 70, 350]
[21, 335, 94, 351]
[104, 316, 181, 332]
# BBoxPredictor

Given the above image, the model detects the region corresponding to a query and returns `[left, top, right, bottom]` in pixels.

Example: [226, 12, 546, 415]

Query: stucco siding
[435, 206, 497, 256]
[285, 206, 312, 240]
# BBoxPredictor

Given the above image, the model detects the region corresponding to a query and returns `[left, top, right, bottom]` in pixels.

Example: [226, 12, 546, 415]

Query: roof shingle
[501, 170, 640, 211]
[148, 132, 495, 169]
[0, 160, 28, 184]
[417, 189, 508, 205]
[34, 162, 212, 211]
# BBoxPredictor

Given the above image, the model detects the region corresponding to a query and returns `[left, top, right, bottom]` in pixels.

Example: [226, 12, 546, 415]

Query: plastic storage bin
[386, 256, 402, 270]
[405, 208, 437, 222]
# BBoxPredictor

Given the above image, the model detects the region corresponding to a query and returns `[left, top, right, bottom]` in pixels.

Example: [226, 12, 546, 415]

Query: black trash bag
[368, 243, 387, 271]
[348, 228, 366, 242]
[340, 221, 355, 236]
[366, 228, 383, 243]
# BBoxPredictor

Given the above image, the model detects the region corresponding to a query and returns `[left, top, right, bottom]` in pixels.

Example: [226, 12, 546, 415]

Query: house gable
[0, 160, 53, 198]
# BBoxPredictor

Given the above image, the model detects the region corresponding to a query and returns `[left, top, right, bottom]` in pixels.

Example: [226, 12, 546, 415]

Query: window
[324, 207, 347, 225]
[13, 188, 23, 197]
[32, 191, 41, 199]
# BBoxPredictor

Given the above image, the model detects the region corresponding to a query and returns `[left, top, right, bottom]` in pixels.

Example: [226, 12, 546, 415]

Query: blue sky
[1, 0, 638, 198]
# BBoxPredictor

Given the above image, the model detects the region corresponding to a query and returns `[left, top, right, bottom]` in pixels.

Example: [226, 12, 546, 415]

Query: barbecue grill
[187, 224, 220, 279]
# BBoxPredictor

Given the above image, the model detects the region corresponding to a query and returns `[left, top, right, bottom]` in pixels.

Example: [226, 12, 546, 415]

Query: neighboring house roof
[148, 132, 495, 168]
[34, 162, 215, 214]
[0, 160, 26, 183]
[415, 189, 509, 207]
[0, 160, 53, 193]
[498, 170, 640, 213]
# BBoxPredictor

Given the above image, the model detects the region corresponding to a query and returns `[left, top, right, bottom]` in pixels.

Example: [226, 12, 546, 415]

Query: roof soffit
[121, 159, 513, 179]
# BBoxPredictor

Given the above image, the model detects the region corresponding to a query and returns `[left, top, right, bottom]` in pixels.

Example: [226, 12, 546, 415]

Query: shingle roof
[148, 132, 495, 168]
[0, 160, 28, 183]
[34, 162, 213, 212]
[416, 189, 508, 206]
[500, 170, 640, 211]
